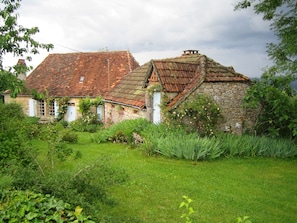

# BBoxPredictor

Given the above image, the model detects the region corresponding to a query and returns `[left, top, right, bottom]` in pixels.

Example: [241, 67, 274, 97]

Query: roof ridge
[48, 50, 131, 56]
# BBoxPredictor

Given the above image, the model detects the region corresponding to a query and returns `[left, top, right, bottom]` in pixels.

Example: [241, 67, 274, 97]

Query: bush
[1, 155, 128, 222]
[70, 118, 101, 133]
[91, 118, 150, 144]
[165, 94, 223, 136]
[61, 129, 78, 143]
[0, 102, 37, 167]
[0, 190, 95, 222]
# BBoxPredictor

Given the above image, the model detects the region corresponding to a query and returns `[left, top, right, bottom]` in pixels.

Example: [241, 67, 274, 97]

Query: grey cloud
[10, 0, 275, 78]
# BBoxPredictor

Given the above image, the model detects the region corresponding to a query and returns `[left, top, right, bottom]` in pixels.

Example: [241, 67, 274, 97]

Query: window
[49, 100, 55, 116]
[37, 100, 45, 116]
[79, 76, 85, 83]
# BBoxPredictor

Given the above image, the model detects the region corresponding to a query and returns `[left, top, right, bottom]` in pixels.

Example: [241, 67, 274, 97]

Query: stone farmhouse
[105, 50, 253, 134]
[5, 49, 254, 134]
[4, 51, 140, 122]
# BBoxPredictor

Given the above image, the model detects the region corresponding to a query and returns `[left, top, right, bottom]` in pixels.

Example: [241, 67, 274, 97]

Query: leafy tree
[0, 0, 53, 97]
[235, 0, 297, 139]
[243, 74, 297, 139]
[235, 0, 297, 76]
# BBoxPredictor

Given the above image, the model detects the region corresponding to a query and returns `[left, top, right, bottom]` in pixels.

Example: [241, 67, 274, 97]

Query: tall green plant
[179, 196, 195, 223]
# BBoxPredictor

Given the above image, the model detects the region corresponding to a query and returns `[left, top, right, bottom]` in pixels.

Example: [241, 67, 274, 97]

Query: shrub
[91, 118, 150, 144]
[1, 155, 128, 222]
[61, 129, 78, 143]
[165, 94, 223, 136]
[0, 102, 37, 167]
[0, 190, 95, 222]
[70, 117, 101, 133]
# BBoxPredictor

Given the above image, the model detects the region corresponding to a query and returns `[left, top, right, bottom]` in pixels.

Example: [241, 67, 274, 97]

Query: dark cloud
[3, 0, 275, 77]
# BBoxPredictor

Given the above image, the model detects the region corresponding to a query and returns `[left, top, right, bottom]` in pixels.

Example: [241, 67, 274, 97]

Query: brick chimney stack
[16, 59, 26, 81]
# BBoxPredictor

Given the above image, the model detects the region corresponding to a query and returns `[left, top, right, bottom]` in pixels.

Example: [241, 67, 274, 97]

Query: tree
[235, 0, 297, 76]
[235, 0, 297, 139]
[0, 0, 53, 97]
[243, 74, 297, 139]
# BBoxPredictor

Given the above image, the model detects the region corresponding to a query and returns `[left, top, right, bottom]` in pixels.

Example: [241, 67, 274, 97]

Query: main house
[104, 50, 254, 134]
[5, 49, 254, 134]
[4, 51, 140, 122]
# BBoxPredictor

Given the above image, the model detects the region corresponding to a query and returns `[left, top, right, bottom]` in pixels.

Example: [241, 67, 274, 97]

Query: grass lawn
[34, 132, 297, 223]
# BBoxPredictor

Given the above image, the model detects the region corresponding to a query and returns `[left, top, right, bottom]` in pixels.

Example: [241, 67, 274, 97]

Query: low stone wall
[4, 94, 29, 115]
[104, 103, 146, 125]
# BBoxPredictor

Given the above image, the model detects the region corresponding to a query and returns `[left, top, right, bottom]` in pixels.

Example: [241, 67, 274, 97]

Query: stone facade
[104, 103, 146, 125]
[4, 94, 84, 122]
[4, 94, 29, 116]
[193, 82, 253, 134]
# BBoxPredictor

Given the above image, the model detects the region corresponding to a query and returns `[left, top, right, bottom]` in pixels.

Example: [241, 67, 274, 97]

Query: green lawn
[34, 132, 297, 223]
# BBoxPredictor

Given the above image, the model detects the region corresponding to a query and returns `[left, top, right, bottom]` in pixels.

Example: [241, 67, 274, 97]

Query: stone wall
[104, 102, 146, 125]
[193, 82, 253, 134]
[3, 94, 83, 122]
[4, 94, 30, 115]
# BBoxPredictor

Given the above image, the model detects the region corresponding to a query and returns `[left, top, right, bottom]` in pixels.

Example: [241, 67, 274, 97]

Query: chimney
[16, 59, 26, 81]
[183, 50, 199, 55]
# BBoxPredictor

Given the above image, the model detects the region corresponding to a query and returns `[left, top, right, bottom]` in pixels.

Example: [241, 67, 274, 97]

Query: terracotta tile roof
[151, 60, 199, 93]
[104, 62, 150, 108]
[205, 58, 250, 82]
[166, 54, 250, 108]
[24, 51, 139, 97]
[105, 51, 251, 109]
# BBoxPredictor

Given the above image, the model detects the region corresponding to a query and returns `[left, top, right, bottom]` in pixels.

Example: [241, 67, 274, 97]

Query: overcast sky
[4, 0, 275, 78]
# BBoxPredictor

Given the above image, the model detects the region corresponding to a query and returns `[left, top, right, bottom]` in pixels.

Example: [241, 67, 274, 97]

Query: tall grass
[93, 119, 297, 160]
[219, 134, 297, 158]
[141, 124, 222, 160]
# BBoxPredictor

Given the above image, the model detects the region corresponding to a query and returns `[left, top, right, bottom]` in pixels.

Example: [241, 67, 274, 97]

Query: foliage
[0, 102, 36, 166]
[30, 88, 45, 100]
[237, 216, 252, 223]
[219, 133, 297, 158]
[0, 120, 128, 221]
[165, 94, 222, 136]
[235, 0, 297, 76]
[70, 117, 101, 133]
[61, 129, 78, 143]
[0, 189, 95, 222]
[5, 157, 128, 221]
[56, 97, 70, 121]
[74, 96, 104, 132]
[139, 123, 297, 160]
[39, 123, 74, 169]
[235, 0, 297, 140]
[79, 97, 93, 115]
[78, 96, 104, 115]
[140, 123, 222, 160]
[0, 0, 53, 97]
[55, 135, 296, 223]
[91, 118, 150, 144]
[243, 74, 297, 139]
[179, 196, 195, 223]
